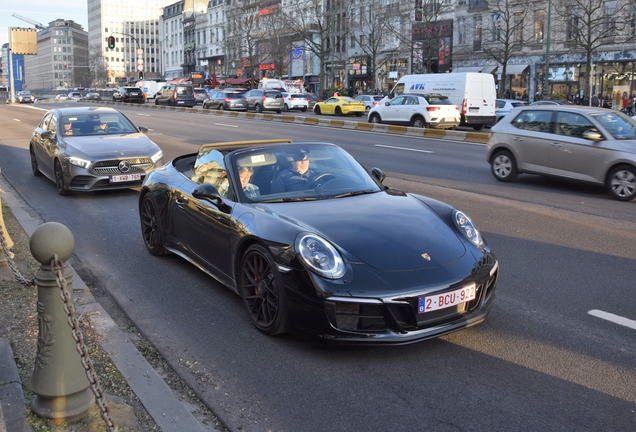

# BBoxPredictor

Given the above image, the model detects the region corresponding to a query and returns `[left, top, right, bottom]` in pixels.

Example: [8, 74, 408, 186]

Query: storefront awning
[453, 66, 484, 73]
[481, 65, 498, 74]
[505, 64, 529, 75]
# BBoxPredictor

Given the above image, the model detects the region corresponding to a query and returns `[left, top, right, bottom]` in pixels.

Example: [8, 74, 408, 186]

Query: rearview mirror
[583, 130, 602, 141]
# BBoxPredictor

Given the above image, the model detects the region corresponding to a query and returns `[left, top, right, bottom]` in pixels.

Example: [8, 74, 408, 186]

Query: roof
[197, 139, 293, 153]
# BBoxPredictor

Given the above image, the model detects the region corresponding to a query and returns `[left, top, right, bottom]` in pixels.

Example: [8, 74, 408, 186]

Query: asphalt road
[1, 102, 635, 431]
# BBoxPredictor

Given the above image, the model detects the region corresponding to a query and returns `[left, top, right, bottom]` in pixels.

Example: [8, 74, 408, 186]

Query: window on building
[514, 13, 524, 43]
[534, 10, 545, 43]
[474, 15, 483, 42]
[491, 13, 502, 42]
[604, 1, 617, 35]
[566, 6, 579, 41]
[458, 18, 466, 44]
[350, 35, 355, 48]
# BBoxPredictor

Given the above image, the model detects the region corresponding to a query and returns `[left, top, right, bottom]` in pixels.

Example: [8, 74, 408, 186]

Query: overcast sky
[1, 1, 88, 48]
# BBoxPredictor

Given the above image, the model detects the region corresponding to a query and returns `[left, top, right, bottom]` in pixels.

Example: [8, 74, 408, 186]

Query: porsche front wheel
[239, 244, 288, 335]
[140, 194, 168, 255]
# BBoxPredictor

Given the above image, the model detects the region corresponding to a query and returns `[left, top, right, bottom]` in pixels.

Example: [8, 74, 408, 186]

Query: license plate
[418, 283, 477, 314]
[177, 101, 184, 104]
[110, 173, 141, 183]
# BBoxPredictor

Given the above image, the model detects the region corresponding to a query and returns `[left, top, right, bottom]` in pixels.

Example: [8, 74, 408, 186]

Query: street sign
[137, 80, 144, 89]
[137, 48, 143, 55]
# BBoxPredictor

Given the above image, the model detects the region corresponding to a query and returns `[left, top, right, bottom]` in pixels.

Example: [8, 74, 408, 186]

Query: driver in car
[271, 153, 319, 193]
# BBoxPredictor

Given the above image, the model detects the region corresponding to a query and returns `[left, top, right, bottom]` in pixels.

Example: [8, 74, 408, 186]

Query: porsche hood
[262, 192, 467, 272]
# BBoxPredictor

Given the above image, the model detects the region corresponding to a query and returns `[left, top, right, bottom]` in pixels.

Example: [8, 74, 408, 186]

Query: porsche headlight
[150, 150, 163, 164]
[67, 156, 91, 169]
[295, 233, 345, 279]
[453, 210, 483, 247]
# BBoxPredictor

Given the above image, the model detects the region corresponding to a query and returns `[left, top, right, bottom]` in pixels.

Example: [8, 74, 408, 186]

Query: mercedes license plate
[110, 173, 141, 183]
[418, 283, 477, 314]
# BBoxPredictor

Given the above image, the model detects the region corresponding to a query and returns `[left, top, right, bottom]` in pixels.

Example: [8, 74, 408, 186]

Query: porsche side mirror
[138, 126, 148, 134]
[371, 167, 386, 183]
[193, 184, 231, 213]
[41, 130, 53, 139]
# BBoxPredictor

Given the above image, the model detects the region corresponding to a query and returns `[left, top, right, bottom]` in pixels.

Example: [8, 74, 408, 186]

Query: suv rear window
[176, 86, 193, 95]
[424, 95, 453, 105]
[265, 91, 282, 98]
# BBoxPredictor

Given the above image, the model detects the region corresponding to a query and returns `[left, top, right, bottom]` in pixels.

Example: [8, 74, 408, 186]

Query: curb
[37, 99, 492, 144]
[0, 173, 207, 432]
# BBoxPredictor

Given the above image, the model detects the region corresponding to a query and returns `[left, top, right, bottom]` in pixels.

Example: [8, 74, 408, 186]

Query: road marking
[375, 144, 433, 153]
[13, 118, 21, 121]
[214, 123, 239, 128]
[588, 309, 636, 330]
[137, 113, 150, 116]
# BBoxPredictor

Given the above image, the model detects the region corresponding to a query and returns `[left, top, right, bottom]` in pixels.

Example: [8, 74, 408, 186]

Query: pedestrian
[591, 93, 599, 107]
[628, 95, 635, 116]
[333, 90, 339, 97]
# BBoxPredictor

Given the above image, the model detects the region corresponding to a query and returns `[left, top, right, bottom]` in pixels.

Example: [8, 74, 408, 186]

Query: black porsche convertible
[138, 139, 499, 344]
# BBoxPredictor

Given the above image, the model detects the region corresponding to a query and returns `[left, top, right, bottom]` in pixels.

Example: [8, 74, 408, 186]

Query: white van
[389, 73, 496, 130]
[258, 78, 305, 94]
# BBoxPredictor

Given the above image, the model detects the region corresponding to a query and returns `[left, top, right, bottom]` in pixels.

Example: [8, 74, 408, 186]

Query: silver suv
[243, 89, 283, 113]
[487, 105, 636, 201]
[368, 93, 460, 129]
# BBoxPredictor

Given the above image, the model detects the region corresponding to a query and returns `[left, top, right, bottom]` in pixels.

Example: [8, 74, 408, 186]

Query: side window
[496, 100, 505, 109]
[392, 83, 405, 96]
[192, 149, 229, 197]
[389, 96, 407, 106]
[39, 113, 54, 130]
[554, 112, 595, 138]
[511, 110, 552, 132]
[406, 96, 419, 105]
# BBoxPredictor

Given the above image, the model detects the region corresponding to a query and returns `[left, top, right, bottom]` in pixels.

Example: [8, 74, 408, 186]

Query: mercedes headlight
[67, 156, 91, 169]
[295, 233, 345, 279]
[453, 210, 483, 247]
[151, 150, 163, 164]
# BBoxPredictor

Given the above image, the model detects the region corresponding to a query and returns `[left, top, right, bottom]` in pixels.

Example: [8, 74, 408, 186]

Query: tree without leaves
[480, 0, 531, 98]
[554, 0, 632, 104]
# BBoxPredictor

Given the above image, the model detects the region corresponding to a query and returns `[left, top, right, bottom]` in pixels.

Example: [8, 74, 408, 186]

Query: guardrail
[26, 98, 492, 144]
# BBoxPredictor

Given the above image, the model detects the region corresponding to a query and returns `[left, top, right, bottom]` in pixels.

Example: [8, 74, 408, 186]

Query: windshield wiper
[258, 196, 320, 203]
[332, 189, 377, 198]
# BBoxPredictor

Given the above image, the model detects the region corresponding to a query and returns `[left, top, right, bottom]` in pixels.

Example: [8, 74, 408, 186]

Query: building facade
[22, 20, 88, 90]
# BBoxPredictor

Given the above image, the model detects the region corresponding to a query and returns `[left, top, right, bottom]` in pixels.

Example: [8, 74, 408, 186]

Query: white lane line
[13, 118, 21, 121]
[588, 309, 636, 330]
[375, 144, 433, 153]
[137, 113, 151, 116]
[214, 123, 239, 128]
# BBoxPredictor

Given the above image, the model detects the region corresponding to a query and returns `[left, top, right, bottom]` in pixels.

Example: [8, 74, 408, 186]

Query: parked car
[487, 105, 636, 201]
[16, 90, 35, 103]
[68, 91, 83, 101]
[243, 89, 284, 113]
[54, 94, 70, 101]
[313, 96, 365, 116]
[83, 92, 102, 101]
[138, 139, 499, 342]
[202, 90, 248, 111]
[29, 107, 164, 196]
[495, 99, 527, 123]
[303, 93, 319, 109]
[529, 100, 567, 106]
[154, 83, 196, 107]
[368, 94, 460, 129]
[193, 87, 208, 105]
[112, 87, 144, 104]
[354, 94, 384, 114]
[281, 92, 308, 112]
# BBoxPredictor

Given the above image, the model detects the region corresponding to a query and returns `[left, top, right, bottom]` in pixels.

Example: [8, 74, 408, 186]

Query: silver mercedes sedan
[29, 107, 164, 195]
[486, 105, 636, 201]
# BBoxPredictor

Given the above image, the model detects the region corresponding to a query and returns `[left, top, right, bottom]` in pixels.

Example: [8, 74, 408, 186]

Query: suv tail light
[173, 91, 178, 100]
[426, 106, 441, 111]
[461, 98, 467, 115]
[261, 96, 266, 101]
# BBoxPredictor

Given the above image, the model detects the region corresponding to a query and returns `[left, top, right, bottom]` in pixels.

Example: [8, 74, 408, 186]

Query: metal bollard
[28, 222, 94, 422]
[0, 196, 15, 266]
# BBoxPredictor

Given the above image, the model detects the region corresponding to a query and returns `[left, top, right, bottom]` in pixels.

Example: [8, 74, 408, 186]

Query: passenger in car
[238, 166, 260, 198]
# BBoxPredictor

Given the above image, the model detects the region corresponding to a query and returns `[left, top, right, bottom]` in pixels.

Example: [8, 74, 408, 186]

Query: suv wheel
[412, 117, 426, 128]
[491, 150, 518, 182]
[369, 113, 381, 124]
[283, 104, 289, 112]
[254, 104, 262, 113]
[607, 165, 636, 201]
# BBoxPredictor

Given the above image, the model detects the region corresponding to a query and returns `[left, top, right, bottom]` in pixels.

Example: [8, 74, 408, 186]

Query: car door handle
[175, 198, 187, 206]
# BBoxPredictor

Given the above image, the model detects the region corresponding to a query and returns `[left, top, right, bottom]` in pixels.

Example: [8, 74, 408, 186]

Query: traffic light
[107, 36, 115, 49]
[138, 71, 144, 80]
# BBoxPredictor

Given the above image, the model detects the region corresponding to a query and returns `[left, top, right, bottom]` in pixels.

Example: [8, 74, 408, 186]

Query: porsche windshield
[231, 144, 382, 202]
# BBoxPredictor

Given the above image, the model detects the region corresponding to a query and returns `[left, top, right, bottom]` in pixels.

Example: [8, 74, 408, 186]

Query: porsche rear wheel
[335, 107, 343, 116]
[140, 194, 168, 255]
[239, 244, 288, 335]
[314, 106, 322, 115]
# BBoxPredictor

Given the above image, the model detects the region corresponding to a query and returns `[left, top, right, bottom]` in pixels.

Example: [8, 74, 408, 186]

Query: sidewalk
[0, 170, 212, 431]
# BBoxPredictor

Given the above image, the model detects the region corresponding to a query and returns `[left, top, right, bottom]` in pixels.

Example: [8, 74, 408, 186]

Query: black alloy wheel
[239, 244, 288, 335]
[54, 160, 70, 196]
[314, 106, 321, 115]
[335, 107, 343, 116]
[140, 194, 168, 255]
[30, 147, 42, 176]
